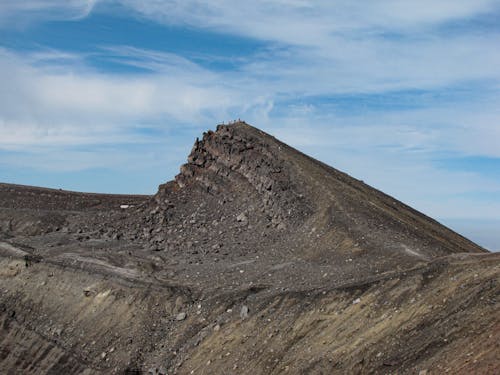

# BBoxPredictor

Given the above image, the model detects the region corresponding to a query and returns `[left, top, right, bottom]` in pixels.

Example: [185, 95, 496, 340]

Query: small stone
[214, 324, 221, 331]
[176, 312, 187, 321]
[418, 370, 428, 375]
[236, 213, 248, 223]
[240, 305, 249, 319]
[352, 298, 361, 305]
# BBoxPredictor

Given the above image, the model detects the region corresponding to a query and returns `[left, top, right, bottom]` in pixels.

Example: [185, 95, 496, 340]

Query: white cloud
[119, 1, 499, 42]
[0, 0, 97, 26]
[0, 48, 239, 148]
[4, 2, 500, 94]
[113, 1, 500, 99]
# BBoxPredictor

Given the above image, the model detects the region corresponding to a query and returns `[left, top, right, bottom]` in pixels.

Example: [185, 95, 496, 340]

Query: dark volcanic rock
[173, 124, 310, 228]
[143, 122, 485, 278]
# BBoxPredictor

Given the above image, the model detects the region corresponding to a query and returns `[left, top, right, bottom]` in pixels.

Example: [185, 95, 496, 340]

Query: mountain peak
[149, 122, 484, 275]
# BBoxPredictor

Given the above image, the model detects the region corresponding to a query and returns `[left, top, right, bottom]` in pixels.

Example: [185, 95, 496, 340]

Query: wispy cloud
[0, 0, 98, 26]
[0, 48, 236, 148]
[120, 0, 499, 44]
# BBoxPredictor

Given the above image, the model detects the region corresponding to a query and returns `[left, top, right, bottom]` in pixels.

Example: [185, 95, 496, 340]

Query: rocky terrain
[0, 121, 498, 374]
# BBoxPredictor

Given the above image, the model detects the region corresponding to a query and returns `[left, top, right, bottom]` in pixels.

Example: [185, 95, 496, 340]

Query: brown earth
[0, 121, 498, 374]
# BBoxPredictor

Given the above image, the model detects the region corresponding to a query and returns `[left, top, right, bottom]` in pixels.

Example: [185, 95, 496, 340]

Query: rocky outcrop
[147, 122, 484, 261]
[171, 122, 311, 229]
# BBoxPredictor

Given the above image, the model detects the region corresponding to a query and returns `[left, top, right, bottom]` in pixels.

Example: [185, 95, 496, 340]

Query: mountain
[0, 122, 498, 374]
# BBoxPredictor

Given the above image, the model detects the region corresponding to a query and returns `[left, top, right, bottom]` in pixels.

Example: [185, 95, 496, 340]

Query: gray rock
[236, 213, 248, 223]
[176, 312, 187, 321]
[240, 305, 249, 319]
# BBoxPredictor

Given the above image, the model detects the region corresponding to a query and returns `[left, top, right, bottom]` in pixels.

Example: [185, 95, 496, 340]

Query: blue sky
[0, 1, 499, 250]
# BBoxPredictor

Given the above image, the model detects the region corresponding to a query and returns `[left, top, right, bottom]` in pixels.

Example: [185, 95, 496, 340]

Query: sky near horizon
[0, 1, 499, 250]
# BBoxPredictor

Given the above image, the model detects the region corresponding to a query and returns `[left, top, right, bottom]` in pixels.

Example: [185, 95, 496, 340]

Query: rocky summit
[0, 121, 498, 374]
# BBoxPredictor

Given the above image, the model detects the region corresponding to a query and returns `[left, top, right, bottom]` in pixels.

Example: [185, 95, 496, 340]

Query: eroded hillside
[0, 122, 498, 374]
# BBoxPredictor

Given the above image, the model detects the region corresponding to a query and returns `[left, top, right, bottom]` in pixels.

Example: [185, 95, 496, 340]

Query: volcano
[0, 122, 498, 374]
